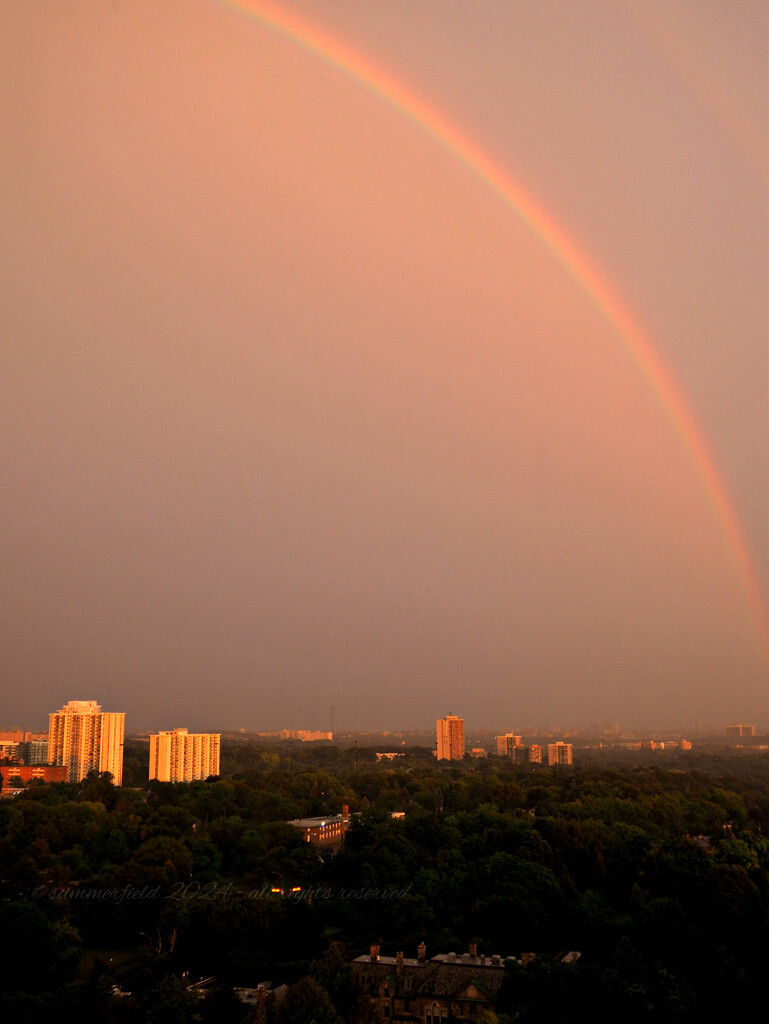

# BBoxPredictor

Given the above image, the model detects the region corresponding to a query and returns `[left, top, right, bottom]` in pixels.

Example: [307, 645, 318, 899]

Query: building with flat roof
[1, 764, 67, 795]
[496, 733, 523, 756]
[288, 805, 350, 849]
[48, 700, 124, 785]
[547, 741, 573, 766]
[19, 739, 50, 765]
[725, 725, 755, 738]
[436, 714, 465, 761]
[0, 731, 48, 743]
[148, 729, 220, 782]
[279, 730, 333, 742]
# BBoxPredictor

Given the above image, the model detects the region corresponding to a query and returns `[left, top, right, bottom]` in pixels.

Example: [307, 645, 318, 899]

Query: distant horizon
[4, 712, 767, 740]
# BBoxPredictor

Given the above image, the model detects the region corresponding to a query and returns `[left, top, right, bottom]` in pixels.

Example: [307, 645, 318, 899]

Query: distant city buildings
[436, 714, 465, 761]
[48, 700, 125, 785]
[496, 733, 523, 756]
[495, 734, 543, 764]
[0, 732, 49, 766]
[0, 730, 48, 744]
[279, 730, 333, 742]
[247, 730, 334, 742]
[617, 739, 692, 751]
[726, 725, 755, 738]
[148, 728, 220, 782]
[547, 741, 573, 766]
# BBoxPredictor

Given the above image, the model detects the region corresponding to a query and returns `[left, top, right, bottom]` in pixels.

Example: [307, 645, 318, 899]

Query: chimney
[469, 943, 478, 958]
[370, 944, 380, 962]
[396, 951, 404, 975]
[417, 942, 426, 962]
[342, 804, 349, 820]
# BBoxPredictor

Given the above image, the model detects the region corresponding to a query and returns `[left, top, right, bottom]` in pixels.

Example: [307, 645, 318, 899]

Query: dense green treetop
[3, 746, 769, 1018]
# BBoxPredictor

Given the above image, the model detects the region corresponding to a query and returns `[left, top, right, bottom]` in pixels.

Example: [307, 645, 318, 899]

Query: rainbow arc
[216, 0, 769, 673]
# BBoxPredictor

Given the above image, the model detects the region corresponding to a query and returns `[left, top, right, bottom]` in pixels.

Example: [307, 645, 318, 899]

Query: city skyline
[1, 708, 736, 739]
[0, 695, 764, 740]
[2, 2, 768, 732]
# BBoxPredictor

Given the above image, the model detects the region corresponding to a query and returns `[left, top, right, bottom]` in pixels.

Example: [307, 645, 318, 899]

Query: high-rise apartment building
[496, 733, 523, 757]
[436, 714, 465, 761]
[547, 741, 573, 766]
[148, 729, 221, 782]
[48, 700, 125, 785]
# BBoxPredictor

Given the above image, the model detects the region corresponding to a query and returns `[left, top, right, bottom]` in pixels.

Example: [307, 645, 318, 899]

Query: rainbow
[214, 0, 769, 672]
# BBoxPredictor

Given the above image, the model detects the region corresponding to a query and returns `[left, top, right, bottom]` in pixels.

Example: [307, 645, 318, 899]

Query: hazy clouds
[2, 1, 767, 731]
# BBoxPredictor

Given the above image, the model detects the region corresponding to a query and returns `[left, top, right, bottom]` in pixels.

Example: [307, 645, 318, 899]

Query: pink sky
[2, 1, 767, 731]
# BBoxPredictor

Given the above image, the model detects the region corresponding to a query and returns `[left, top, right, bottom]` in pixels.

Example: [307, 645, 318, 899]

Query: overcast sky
[2, 0, 767, 733]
